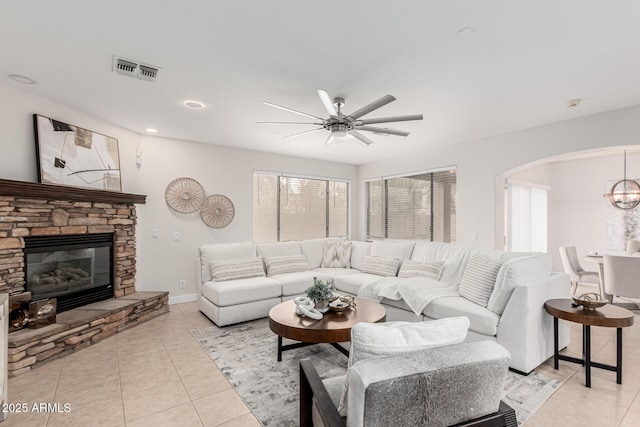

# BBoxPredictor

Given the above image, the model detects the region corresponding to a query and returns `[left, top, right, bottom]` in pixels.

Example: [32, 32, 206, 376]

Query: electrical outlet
[173, 232, 180, 241]
[179, 280, 186, 289]
[152, 228, 158, 238]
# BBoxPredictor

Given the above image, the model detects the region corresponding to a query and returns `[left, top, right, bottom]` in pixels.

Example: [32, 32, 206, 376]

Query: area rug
[192, 318, 560, 426]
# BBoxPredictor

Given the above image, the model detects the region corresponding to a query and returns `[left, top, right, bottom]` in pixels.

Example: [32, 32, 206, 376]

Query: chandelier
[604, 150, 640, 210]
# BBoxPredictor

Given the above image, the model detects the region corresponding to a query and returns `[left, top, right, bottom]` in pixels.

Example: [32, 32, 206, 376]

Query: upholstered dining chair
[559, 246, 600, 295]
[603, 254, 640, 307]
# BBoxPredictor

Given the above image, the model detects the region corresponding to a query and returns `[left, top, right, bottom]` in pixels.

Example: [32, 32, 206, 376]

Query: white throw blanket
[358, 276, 459, 316]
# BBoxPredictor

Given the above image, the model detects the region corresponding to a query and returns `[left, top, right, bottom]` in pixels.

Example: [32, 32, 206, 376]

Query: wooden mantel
[0, 179, 146, 205]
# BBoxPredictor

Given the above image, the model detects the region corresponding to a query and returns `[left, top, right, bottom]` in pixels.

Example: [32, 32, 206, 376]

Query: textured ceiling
[2, 1, 640, 165]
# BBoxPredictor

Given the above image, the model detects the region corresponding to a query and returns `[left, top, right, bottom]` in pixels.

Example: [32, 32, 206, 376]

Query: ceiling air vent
[112, 56, 160, 82]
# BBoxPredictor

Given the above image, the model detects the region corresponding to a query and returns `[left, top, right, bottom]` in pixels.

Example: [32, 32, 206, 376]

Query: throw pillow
[321, 241, 353, 268]
[210, 257, 265, 281]
[264, 255, 309, 276]
[458, 253, 504, 307]
[397, 259, 444, 280]
[337, 317, 471, 417]
[361, 255, 400, 277]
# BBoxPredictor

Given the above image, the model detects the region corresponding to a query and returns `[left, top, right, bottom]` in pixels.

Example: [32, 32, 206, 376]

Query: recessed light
[184, 100, 204, 109]
[566, 98, 581, 108]
[9, 74, 36, 85]
[146, 128, 158, 133]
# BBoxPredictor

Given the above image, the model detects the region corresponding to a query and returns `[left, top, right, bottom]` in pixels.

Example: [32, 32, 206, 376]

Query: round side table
[545, 298, 634, 387]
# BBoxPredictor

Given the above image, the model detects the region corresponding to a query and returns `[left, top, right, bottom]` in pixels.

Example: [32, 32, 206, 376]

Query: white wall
[358, 106, 640, 250]
[507, 152, 640, 272]
[0, 83, 358, 302]
[135, 136, 357, 302]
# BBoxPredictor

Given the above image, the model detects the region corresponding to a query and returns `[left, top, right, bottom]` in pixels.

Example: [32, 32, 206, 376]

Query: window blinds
[253, 171, 349, 242]
[365, 168, 456, 242]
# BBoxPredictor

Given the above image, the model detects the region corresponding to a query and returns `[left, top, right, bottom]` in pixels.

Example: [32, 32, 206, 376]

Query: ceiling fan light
[332, 130, 348, 138]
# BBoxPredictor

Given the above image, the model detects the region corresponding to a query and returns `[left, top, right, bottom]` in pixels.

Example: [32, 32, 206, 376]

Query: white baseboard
[169, 293, 197, 305]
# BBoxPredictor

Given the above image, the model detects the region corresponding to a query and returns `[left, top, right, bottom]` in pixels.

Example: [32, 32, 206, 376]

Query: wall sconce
[136, 148, 143, 169]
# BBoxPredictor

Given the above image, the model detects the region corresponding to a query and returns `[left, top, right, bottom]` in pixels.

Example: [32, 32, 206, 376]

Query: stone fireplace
[0, 178, 168, 376]
[0, 178, 144, 298]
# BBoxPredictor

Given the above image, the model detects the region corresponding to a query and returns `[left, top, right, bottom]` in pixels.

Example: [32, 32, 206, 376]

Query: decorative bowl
[329, 300, 351, 313]
[572, 292, 607, 311]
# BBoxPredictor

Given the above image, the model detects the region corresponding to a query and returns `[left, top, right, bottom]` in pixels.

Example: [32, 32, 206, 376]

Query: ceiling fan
[259, 90, 423, 145]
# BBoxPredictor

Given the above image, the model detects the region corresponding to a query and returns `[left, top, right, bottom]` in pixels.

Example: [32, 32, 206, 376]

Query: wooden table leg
[585, 324, 591, 388]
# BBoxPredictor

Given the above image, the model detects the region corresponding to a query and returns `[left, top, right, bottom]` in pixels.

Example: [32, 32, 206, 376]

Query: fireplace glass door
[24, 234, 113, 312]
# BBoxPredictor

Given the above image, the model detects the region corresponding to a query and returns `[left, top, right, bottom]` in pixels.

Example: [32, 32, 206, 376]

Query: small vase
[314, 299, 330, 313]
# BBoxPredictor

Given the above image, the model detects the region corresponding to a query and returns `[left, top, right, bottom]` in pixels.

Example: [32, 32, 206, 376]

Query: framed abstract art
[33, 114, 122, 191]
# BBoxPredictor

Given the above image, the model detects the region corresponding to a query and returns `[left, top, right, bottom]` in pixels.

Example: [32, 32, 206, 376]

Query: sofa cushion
[423, 296, 500, 336]
[487, 254, 551, 315]
[300, 238, 342, 268]
[210, 257, 265, 282]
[269, 271, 319, 296]
[350, 241, 372, 271]
[411, 242, 472, 285]
[361, 255, 400, 277]
[398, 260, 444, 280]
[338, 317, 470, 416]
[458, 253, 504, 307]
[322, 241, 353, 268]
[264, 255, 309, 276]
[370, 240, 415, 260]
[333, 272, 384, 296]
[312, 267, 361, 277]
[200, 242, 257, 282]
[201, 277, 281, 306]
[256, 241, 301, 258]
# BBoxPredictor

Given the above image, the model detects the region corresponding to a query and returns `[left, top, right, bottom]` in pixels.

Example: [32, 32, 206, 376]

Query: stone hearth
[8, 291, 168, 376]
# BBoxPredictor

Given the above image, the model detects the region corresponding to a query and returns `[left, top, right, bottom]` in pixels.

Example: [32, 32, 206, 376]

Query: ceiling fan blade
[324, 133, 336, 145]
[283, 128, 325, 139]
[256, 121, 324, 125]
[356, 126, 410, 137]
[317, 90, 337, 116]
[350, 131, 375, 145]
[263, 101, 324, 121]
[348, 95, 396, 120]
[358, 114, 423, 125]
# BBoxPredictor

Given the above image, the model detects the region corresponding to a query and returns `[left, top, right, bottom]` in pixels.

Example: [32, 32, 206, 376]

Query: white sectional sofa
[196, 238, 570, 374]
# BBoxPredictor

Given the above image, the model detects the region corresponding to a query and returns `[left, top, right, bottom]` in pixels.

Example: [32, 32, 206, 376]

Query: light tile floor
[5, 287, 640, 426]
[5, 302, 260, 427]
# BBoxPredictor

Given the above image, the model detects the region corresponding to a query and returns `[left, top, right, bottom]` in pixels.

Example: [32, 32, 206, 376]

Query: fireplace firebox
[24, 233, 114, 313]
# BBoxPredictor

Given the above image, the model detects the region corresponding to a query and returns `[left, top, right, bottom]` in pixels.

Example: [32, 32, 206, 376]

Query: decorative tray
[572, 292, 607, 311]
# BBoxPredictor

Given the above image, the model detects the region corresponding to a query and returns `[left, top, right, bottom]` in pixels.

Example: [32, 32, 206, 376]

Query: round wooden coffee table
[268, 297, 386, 361]
[545, 298, 634, 387]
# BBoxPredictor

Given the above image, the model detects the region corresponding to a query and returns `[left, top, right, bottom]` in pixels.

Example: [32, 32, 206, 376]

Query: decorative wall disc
[165, 177, 205, 214]
[200, 194, 235, 228]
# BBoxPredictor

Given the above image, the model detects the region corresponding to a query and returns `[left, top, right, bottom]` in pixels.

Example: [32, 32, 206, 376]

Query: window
[253, 171, 349, 242]
[366, 168, 457, 242]
[505, 181, 548, 252]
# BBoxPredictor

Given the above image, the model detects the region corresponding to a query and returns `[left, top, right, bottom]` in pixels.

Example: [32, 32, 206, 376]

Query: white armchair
[603, 254, 640, 307]
[559, 246, 599, 294]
